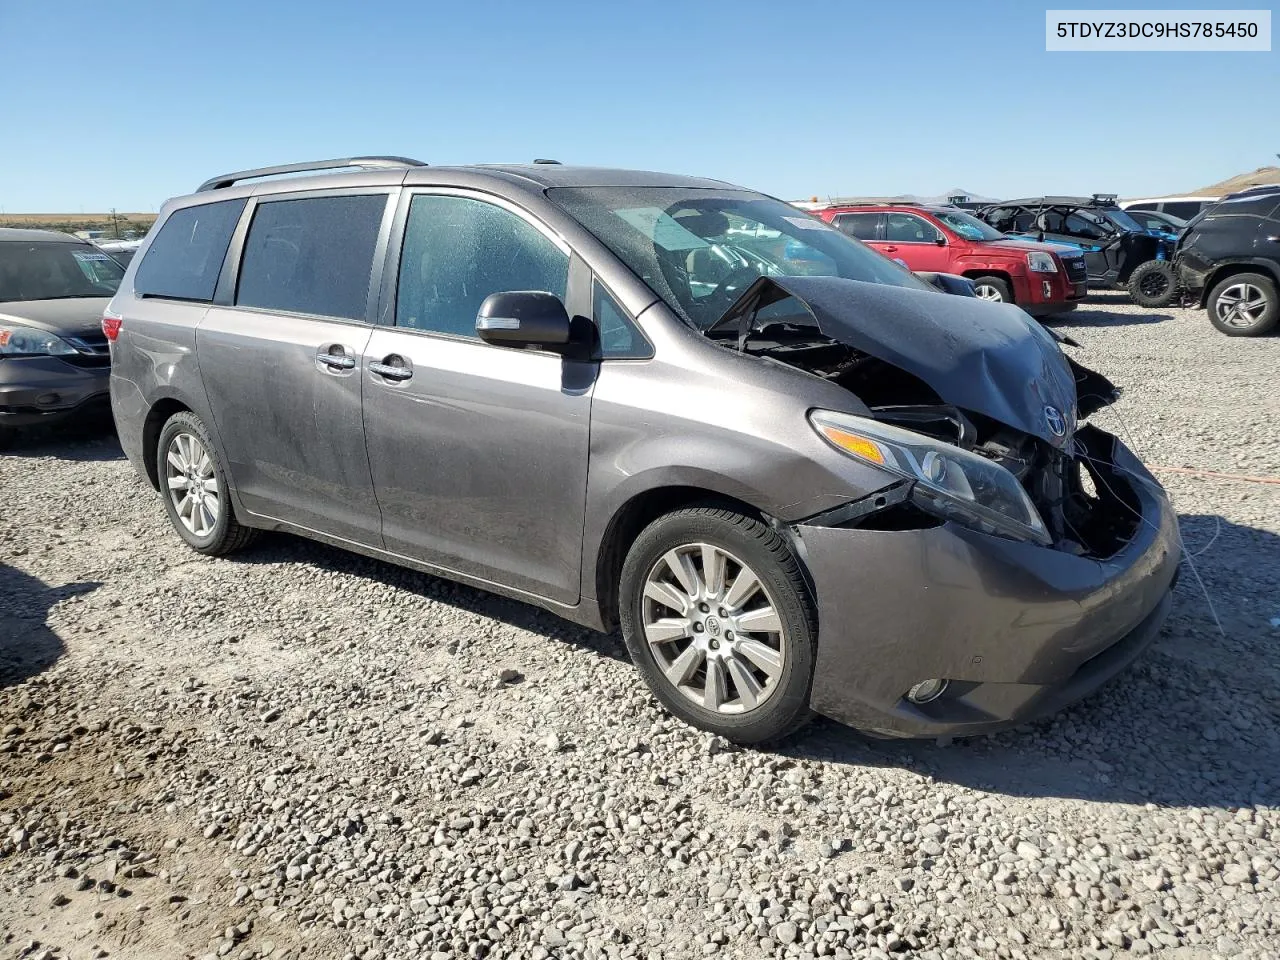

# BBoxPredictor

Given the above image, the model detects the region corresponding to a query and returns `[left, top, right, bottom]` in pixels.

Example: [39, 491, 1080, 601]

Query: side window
[832, 213, 880, 241]
[236, 194, 386, 320]
[594, 282, 652, 359]
[1127, 202, 1157, 212]
[396, 195, 568, 338]
[1061, 211, 1107, 239]
[1162, 201, 1201, 219]
[1212, 195, 1280, 219]
[134, 198, 246, 301]
[885, 213, 940, 244]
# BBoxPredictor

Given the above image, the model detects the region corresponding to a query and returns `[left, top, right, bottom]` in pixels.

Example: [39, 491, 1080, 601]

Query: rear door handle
[370, 356, 413, 381]
[316, 344, 357, 371]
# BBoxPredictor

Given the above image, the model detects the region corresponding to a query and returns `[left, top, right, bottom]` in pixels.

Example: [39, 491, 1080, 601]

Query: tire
[619, 505, 816, 744]
[970, 276, 1012, 304]
[156, 411, 258, 555]
[1127, 259, 1178, 308]
[1207, 272, 1279, 337]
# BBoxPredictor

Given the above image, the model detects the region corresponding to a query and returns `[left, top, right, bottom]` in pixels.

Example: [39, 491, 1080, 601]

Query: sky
[2, 0, 1277, 212]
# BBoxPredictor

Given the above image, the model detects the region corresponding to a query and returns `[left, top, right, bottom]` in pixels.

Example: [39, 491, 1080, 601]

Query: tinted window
[135, 199, 245, 301]
[396, 195, 568, 338]
[885, 213, 940, 243]
[236, 195, 385, 320]
[1210, 195, 1280, 219]
[832, 212, 880, 240]
[1161, 201, 1201, 219]
[595, 282, 651, 358]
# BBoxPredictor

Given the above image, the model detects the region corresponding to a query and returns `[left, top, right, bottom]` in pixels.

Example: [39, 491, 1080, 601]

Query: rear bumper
[795, 429, 1180, 738]
[0, 357, 110, 428]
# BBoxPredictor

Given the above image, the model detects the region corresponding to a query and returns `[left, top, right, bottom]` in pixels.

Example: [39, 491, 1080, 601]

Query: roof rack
[196, 156, 428, 193]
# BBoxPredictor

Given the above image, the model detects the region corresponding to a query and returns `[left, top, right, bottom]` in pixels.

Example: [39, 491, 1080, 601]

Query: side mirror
[476, 291, 571, 348]
[934, 235, 946, 247]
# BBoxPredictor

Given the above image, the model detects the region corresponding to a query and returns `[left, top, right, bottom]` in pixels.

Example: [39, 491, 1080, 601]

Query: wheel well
[594, 486, 764, 632]
[962, 269, 1014, 301]
[141, 399, 191, 490]
[1202, 263, 1279, 305]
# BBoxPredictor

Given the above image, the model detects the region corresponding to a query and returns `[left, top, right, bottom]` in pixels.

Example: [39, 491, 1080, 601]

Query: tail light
[102, 309, 123, 342]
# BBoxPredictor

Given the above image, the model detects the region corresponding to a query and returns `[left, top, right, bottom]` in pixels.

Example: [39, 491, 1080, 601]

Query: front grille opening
[1061, 455, 1141, 558]
[855, 501, 943, 532]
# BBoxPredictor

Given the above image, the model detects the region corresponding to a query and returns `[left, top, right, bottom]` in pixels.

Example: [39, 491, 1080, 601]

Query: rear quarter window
[134, 198, 246, 301]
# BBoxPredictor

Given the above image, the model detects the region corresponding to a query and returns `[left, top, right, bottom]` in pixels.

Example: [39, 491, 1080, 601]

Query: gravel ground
[2, 293, 1278, 960]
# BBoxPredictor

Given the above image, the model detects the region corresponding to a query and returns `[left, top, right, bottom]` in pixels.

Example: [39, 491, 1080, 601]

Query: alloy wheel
[164, 432, 220, 538]
[973, 283, 1004, 302]
[1215, 282, 1268, 328]
[641, 543, 786, 714]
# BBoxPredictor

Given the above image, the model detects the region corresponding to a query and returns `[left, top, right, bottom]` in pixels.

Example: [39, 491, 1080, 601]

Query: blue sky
[2, 0, 1276, 211]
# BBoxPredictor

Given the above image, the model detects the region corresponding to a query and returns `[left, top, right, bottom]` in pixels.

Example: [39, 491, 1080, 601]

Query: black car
[0, 229, 122, 447]
[1175, 186, 1280, 336]
[977, 195, 1179, 307]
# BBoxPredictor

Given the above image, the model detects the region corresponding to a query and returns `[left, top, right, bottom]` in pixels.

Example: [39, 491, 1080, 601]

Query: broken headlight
[809, 410, 1051, 545]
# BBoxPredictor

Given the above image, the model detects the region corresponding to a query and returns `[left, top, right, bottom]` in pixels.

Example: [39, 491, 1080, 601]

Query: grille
[1062, 257, 1088, 283]
[62, 334, 111, 368]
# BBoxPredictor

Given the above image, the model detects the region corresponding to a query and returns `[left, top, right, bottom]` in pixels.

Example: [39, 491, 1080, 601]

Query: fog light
[907, 678, 949, 704]
[1042, 280, 1053, 298]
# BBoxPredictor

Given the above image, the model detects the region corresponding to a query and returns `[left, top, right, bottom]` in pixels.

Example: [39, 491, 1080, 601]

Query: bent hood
[713, 275, 1087, 448]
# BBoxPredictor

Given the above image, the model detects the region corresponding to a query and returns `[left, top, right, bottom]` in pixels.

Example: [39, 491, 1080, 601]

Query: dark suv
[978, 195, 1179, 307]
[1175, 186, 1280, 336]
[104, 157, 1178, 743]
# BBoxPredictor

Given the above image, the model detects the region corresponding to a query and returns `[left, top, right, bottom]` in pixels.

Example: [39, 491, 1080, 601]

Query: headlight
[1026, 251, 1058, 273]
[0, 324, 79, 357]
[809, 410, 1051, 545]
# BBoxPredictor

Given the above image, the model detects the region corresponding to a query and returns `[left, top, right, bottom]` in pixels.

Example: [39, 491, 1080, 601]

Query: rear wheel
[971, 276, 1012, 303]
[1127, 259, 1178, 308]
[157, 411, 258, 555]
[1207, 273, 1278, 336]
[619, 506, 816, 743]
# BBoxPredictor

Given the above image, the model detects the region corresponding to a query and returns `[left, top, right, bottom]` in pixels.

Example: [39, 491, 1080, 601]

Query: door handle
[1267, 235, 1280, 243]
[370, 356, 413, 381]
[316, 345, 356, 370]
[882, 245, 898, 252]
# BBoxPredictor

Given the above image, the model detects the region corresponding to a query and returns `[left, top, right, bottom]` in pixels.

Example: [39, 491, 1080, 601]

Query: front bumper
[795, 429, 1180, 738]
[0, 356, 110, 428]
[1017, 271, 1085, 316]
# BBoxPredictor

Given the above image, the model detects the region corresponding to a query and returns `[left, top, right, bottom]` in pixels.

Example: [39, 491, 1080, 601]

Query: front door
[197, 192, 392, 545]
[362, 191, 595, 603]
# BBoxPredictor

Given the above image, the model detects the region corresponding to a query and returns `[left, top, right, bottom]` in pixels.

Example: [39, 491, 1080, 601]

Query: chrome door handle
[317, 353, 356, 369]
[1267, 235, 1280, 243]
[369, 361, 412, 381]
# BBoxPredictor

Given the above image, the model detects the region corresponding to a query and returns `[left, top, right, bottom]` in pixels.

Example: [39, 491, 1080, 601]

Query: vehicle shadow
[0, 562, 100, 688]
[237, 535, 629, 664]
[1050, 306, 1172, 327]
[2, 417, 124, 462]
[783, 512, 1280, 809]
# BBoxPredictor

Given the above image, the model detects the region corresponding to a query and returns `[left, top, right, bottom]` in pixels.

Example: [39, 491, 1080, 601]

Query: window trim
[376, 187, 573, 344]
[218, 186, 398, 325]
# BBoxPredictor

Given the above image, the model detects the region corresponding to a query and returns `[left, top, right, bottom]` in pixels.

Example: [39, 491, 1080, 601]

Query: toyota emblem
[1044, 405, 1067, 438]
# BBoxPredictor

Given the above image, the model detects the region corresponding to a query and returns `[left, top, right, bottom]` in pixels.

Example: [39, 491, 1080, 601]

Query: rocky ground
[2, 293, 1278, 960]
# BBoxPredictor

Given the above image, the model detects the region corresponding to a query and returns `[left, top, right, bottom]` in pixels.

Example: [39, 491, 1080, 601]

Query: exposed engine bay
[705, 276, 1140, 558]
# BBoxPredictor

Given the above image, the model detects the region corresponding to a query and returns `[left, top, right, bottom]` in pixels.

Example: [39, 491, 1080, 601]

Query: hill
[1190, 166, 1280, 197]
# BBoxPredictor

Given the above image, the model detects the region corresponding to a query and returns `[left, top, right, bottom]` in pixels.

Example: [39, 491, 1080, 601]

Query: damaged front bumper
[794, 427, 1180, 738]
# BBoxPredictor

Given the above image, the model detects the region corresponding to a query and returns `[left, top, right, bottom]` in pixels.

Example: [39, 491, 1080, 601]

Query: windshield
[0, 241, 125, 303]
[546, 187, 932, 329]
[932, 208, 1005, 242]
[1104, 207, 1144, 232]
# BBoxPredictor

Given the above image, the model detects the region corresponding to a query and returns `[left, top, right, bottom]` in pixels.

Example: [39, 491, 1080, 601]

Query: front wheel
[156, 411, 258, 555]
[1127, 260, 1178, 308]
[970, 276, 1012, 303]
[1207, 272, 1278, 336]
[619, 506, 816, 744]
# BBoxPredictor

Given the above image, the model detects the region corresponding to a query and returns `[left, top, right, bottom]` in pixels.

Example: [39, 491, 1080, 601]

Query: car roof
[992, 197, 1116, 207]
[0, 227, 86, 243]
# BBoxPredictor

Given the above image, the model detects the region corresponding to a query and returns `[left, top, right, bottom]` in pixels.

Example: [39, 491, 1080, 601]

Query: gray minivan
[105, 157, 1179, 743]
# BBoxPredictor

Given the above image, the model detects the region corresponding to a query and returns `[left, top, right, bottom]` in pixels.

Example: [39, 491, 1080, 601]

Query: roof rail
[532, 158, 562, 165]
[196, 156, 428, 193]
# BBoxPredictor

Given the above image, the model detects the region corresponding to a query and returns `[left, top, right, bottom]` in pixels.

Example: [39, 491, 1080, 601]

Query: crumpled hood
[715, 275, 1082, 448]
[0, 297, 112, 339]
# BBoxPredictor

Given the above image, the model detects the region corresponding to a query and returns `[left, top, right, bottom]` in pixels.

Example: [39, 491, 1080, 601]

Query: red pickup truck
[814, 203, 1089, 316]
